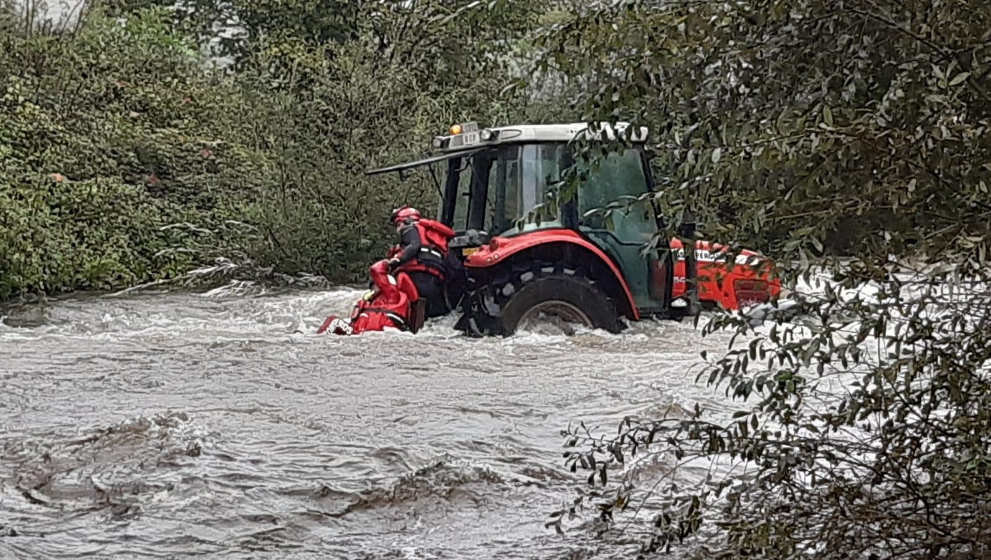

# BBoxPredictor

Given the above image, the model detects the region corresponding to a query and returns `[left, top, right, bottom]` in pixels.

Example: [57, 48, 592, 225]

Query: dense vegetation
[542, 1, 991, 558]
[0, 0, 545, 300]
[3, 1, 989, 558]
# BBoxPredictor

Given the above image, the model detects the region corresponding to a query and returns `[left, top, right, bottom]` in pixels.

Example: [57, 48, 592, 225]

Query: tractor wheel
[488, 264, 621, 336]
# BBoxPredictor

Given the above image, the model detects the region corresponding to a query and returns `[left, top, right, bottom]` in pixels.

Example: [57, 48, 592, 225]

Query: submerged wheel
[482, 264, 621, 336]
[517, 300, 592, 330]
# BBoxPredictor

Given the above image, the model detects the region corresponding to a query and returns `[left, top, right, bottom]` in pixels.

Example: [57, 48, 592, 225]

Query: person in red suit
[318, 260, 413, 335]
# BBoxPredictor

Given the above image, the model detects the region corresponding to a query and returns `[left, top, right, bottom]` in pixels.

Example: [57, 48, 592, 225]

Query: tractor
[367, 122, 780, 335]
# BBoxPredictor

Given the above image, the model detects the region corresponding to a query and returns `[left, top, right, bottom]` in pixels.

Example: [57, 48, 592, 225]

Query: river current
[0, 285, 743, 559]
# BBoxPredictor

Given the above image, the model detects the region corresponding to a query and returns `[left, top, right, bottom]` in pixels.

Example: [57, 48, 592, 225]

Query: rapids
[0, 285, 743, 559]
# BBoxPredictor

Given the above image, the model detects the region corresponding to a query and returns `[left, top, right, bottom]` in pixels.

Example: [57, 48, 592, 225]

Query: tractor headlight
[480, 128, 494, 141]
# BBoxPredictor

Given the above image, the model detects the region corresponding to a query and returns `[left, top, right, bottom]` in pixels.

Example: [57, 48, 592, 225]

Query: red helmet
[390, 206, 421, 226]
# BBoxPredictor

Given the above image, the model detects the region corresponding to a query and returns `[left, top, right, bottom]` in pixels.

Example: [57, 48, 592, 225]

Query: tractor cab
[435, 123, 671, 315]
[368, 122, 779, 335]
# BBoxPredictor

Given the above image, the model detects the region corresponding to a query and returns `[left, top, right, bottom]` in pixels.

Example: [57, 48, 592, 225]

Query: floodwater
[0, 285, 743, 559]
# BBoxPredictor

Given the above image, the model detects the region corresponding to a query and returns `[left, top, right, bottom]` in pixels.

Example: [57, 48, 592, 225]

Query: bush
[540, 1, 991, 557]
[0, 0, 539, 300]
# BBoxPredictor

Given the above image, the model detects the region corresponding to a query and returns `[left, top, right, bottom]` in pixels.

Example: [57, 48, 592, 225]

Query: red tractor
[368, 122, 779, 335]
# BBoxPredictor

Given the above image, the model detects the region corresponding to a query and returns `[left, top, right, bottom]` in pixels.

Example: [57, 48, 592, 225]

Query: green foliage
[538, 0, 991, 264]
[541, 1, 991, 558]
[102, 0, 361, 67]
[0, 0, 538, 301]
[0, 6, 227, 299]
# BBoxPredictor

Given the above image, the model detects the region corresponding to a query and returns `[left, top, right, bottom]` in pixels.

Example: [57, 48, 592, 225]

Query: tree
[539, 1, 991, 557]
[0, 0, 547, 300]
[98, 0, 358, 66]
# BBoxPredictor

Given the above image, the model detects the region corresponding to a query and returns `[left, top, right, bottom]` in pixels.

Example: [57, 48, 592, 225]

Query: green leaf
[949, 72, 970, 87]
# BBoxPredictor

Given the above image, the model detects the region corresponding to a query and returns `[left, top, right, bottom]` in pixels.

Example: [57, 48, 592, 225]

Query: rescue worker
[388, 206, 454, 318]
[317, 259, 412, 335]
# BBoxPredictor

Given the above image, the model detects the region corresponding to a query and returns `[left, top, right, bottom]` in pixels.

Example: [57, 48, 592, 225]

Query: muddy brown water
[0, 285, 743, 559]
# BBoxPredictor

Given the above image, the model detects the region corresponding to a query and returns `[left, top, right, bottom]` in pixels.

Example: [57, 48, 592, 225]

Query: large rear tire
[480, 264, 622, 336]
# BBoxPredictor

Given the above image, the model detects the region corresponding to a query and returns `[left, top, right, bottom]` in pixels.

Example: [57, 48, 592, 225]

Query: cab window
[485, 146, 522, 234]
[578, 148, 654, 242]
[450, 158, 474, 231]
[521, 143, 567, 220]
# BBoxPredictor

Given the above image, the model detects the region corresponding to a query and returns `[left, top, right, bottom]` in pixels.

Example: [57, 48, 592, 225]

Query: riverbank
[0, 3, 539, 304]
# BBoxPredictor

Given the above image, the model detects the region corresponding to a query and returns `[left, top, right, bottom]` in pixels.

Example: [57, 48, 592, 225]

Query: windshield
[442, 143, 649, 237]
[450, 158, 474, 230]
[484, 146, 521, 234]
[447, 143, 569, 235]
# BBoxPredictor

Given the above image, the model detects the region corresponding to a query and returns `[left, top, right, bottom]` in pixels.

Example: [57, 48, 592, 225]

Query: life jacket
[418, 218, 455, 254]
[396, 219, 455, 279]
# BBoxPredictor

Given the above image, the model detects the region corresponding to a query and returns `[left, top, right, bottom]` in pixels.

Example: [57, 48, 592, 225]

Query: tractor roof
[434, 121, 649, 152]
[489, 122, 648, 143]
[366, 121, 648, 176]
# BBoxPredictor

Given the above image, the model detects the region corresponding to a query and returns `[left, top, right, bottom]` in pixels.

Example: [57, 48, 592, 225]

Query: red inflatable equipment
[318, 260, 424, 336]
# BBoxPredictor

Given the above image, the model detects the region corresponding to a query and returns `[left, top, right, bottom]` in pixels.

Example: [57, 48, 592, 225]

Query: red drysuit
[318, 260, 417, 335]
